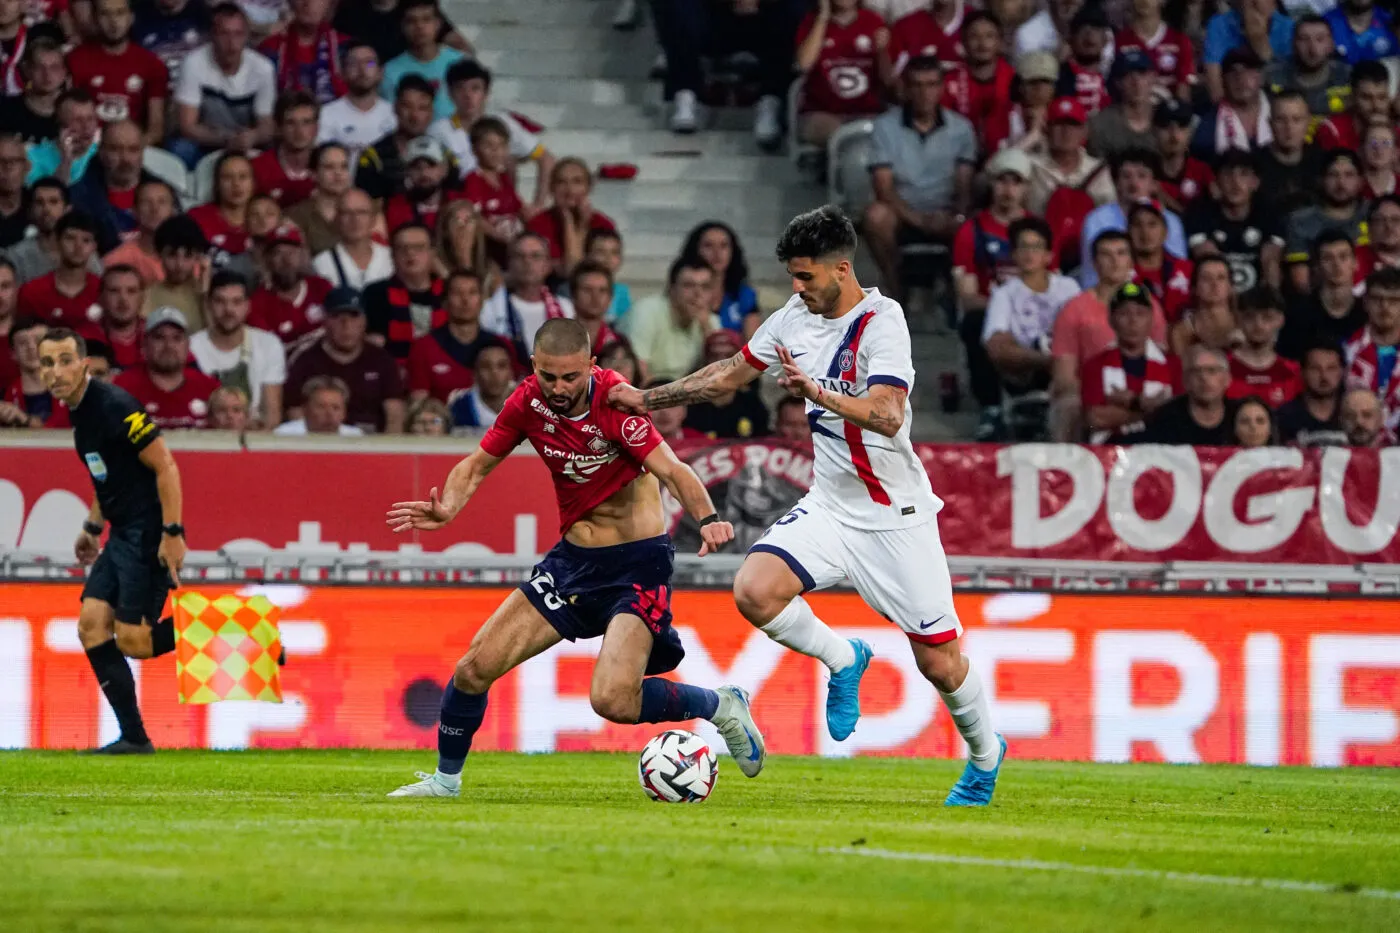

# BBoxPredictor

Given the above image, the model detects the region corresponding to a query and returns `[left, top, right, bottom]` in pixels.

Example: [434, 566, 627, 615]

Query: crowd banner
[1, 585, 1396, 766]
[2, 442, 1398, 562]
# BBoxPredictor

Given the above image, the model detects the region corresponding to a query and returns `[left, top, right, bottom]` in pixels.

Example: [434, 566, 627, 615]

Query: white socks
[760, 596, 857, 672]
[939, 663, 999, 770]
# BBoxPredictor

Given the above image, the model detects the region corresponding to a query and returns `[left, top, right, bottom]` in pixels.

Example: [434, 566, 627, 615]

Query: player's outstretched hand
[74, 530, 100, 565]
[607, 381, 647, 414]
[775, 345, 819, 402]
[387, 487, 453, 532]
[158, 534, 185, 588]
[698, 519, 735, 556]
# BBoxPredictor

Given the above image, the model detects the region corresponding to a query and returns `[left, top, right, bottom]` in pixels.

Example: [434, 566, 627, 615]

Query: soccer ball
[638, 729, 718, 803]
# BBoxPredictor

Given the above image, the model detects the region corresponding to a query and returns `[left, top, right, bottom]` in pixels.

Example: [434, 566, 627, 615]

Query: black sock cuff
[85, 639, 124, 663]
[149, 618, 176, 657]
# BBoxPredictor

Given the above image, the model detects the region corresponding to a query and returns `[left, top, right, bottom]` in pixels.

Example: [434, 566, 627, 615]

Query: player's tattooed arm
[814, 384, 908, 438]
[610, 353, 763, 413]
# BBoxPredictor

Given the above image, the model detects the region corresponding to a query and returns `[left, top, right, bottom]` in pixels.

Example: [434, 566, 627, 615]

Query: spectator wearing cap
[1264, 15, 1351, 122]
[1080, 148, 1188, 287]
[620, 255, 716, 383]
[1153, 100, 1213, 215]
[1192, 48, 1270, 159]
[1080, 281, 1181, 443]
[113, 307, 223, 429]
[96, 264, 146, 371]
[249, 223, 335, 348]
[274, 375, 366, 436]
[793, 0, 890, 149]
[527, 158, 617, 282]
[1184, 149, 1283, 292]
[191, 270, 288, 428]
[1228, 285, 1300, 408]
[1284, 149, 1367, 294]
[953, 148, 1030, 331]
[313, 187, 395, 289]
[286, 142, 355, 256]
[1026, 96, 1114, 216]
[941, 12, 1016, 155]
[1324, 0, 1398, 65]
[407, 268, 513, 404]
[26, 89, 101, 186]
[1005, 50, 1058, 154]
[1315, 60, 1390, 152]
[317, 40, 398, 165]
[1340, 386, 1392, 446]
[362, 222, 448, 363]
[285, 285, 406, 433]
[1087, 49, 1157, 161]
[251, 90, 320, 209]
[102, 178, 178, 286]
[682, 329, 771, 440]
[1131, 343, 1235, 444]
[1053, 5, 1113, 117]
[1280, 230, 1365, 360]
[1202, 0, 1294, 103]
[147, 215, 211, 330]
[68, 119, 157, 253]
[1254, 89, 1324, 220]
[356, 74, 440, 204]
[430, 60, 553, 213]
[258, 0, 347, 104]
[1276, 341, 1347, 446]
[1130, 198, 1194, 322]
[15, 210, 103, 339]
[570, 260, 628, 357]
[379, 0, 464, 120]
[1342, 266, 1400, 437]
[1114, 0, 1196, 102]
[382, 135, 465, 235]
[4, 179, 99, 286]
[862, 55, 975, 302]
[169, 3, 277, 169]
[448, 341, 515, 430]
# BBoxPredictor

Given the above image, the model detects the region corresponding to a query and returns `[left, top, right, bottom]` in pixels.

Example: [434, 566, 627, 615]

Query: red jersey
[890, 4, 964, 74]
[187, 203, 250, 266]
[249, 278, 334, 344]
[66, 41, 168, 126]
[463, 169, 525, 230]
[406, 326, 515, 402]
[1362, 172, 1399, 200]
[1135, 256, 1194, 323]
[1159, 157, 1214, 210]
[1080, 340, 1181, 442]
[114, 365, 221, 429]
[16, 272, 104, 338]
[1227, 353, 1301, 407]
[796, 8, 886, 116]
[0, 334, 14, 388]
[24, 0, 67, 26]
[1063, 59, 1109, 116]
[944, 58, 1015, 154]
[478, 366, 663, 534]
[526, 208, 617, 261]
[103, 325, 144, 370]
[252, 149, 317, 208]
[1114, 23, 1196, 94]
[385, 189, 468, 234]
[1315, 113, 1359, 151]
[951, 210, 1017, 297]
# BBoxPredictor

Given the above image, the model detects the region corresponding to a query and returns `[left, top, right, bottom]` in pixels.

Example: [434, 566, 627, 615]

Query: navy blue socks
[638, 678, 719, 723]
[437, 681, 488, 775]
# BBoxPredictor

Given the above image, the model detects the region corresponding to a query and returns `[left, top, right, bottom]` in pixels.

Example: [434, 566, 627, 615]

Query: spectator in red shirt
[526, 157, 616, 281]
[1056, 5, 1111, 117]
[1154, 99, 1213, 214]
[1316, 60, 1389, 152]
[252, 90, 319, 209]
[0, 317, 54, 427]
[68, 118, 150, 253]
[943, 11, 1015, 155]
[16, 209, 103, 338]
[0, 1, 28, 98]
[259, 0, 346, 105]
[1228, 285, 1301, 407]
[0, 257, 17, 389]
[794, 0, 889, 149]
[569, 259, 627, 357]
[249, 223, 334, 348]
[97, 263, 145, 371]
[1130, 200, 1193, 323]
[385, 135, 463, 234]
[1115, 0, 1195, 102]
[285, 285, 406, 433]
[1081, 281, 1182, 443]
[113, 306, 221, 429]
[953, 147, 1030, 317]
[1359, 119, 1398, 200]
[1342, 267, 1400, 438]
[887, 0, 966, 77]
[462, 116, 526, 261]
[67, 0, 168, 145]
[407, 267, 511, 403]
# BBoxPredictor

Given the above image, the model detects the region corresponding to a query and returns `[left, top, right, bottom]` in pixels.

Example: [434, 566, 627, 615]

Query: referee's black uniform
[72, 378, 176, 751]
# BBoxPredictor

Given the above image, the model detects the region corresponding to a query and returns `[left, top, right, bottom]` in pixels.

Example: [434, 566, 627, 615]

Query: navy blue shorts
[520, 534, 684, 675]
[80, 525, 172, 625]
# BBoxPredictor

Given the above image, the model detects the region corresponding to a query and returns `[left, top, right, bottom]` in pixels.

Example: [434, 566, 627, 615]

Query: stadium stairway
[453, 0, 971, 438]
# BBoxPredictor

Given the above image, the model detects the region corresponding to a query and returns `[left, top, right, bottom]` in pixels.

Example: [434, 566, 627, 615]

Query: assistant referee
[39, 327, 187, 755]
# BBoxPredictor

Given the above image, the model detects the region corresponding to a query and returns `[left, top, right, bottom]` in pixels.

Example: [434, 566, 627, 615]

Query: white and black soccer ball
[638, 729, 718, 803]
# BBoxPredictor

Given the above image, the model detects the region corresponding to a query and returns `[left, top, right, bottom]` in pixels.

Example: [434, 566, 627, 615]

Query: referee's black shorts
[81, 524, 173, 625]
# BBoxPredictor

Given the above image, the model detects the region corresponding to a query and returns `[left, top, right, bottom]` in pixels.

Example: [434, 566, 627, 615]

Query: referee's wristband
[698, 514, 720, 527]
[82, 521, 104, 536]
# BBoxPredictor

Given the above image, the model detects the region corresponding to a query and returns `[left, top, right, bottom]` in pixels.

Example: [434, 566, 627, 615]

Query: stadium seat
[142, 147, 190, 202]
[191, 149, 225, 206]
[825, 118, 876, 211]
[787, 77, 820, 171]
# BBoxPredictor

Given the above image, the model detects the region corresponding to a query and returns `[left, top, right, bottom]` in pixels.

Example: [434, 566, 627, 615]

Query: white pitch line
[821, 847, 1400, 901]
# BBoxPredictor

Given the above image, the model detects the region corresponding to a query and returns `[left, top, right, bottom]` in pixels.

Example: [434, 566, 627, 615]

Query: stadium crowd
[0, 0, 1394, 452]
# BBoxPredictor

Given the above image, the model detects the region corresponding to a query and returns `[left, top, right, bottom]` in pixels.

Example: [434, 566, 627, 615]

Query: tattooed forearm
[815, 385, 907, 438]
[641, 354, 749, 410]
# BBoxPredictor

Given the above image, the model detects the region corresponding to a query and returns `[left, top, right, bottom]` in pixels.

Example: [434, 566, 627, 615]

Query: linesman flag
[173, 593, 284, 704]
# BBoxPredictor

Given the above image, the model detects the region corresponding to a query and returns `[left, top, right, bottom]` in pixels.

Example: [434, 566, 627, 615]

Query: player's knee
[76, 610, 113, 648]
[114, 623, 152, 659]
[452, 651, 495, 695]
[589, 682, 640, 724]
[732, 566, 787, 626]
[914, 640, 966, 693]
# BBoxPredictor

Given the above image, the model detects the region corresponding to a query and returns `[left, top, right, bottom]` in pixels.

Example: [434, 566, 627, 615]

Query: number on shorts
[774, 507, 808, 526]
[529, 571, 566, 610]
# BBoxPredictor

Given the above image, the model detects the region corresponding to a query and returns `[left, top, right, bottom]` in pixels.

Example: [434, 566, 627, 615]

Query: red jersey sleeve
[147, 51, 170, 99]
[478, 387, 529, 457]
[1080, 354, 1107, 407]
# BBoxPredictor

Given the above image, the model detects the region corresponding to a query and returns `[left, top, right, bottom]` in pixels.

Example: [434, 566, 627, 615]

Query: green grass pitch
[2, 751, 1398, 932]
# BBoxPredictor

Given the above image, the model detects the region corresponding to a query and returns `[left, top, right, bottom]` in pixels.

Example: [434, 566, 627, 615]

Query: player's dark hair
[446, 58, 492, 90]
[776, 205, 858, 264]
[311, 142, 348, 171]
[39, 326, 87, 358]
[30, 176, 68, 203]
[445, 268, 483, 291]
[963, 9, 1002, 33]
[667, 255, 712, 287]
[395, 74, 437, 101]
[101, 263, 142, 287]
[1365, 265, 1400, 294]
[903, 54, 942, 79]
[1111, 146, 1162, 181]
[1353, 60, 1390, 88]
[469, 115, 510, 147]
[1091, 228, 1130, 258]
[1238, 285, 1284, 315]
[569, 258, 613, 295]
[392, 221, 434, 245]
[275, 89, 319, 124]
[209, 269, 250, 296]
[55, 210, 98, 238]
[1009, 216, 1054, 249]
[533, 318, 592, 357]
[681, 221, 749, 297]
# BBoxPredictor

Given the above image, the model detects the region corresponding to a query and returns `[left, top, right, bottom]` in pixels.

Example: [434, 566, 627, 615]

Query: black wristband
[82, 521, 104, 536]
[698, 514, 720, 527]
[163, 523, 185, 538]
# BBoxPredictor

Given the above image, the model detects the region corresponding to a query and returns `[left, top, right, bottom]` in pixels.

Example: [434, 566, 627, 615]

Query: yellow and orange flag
[173, 593, 283, 704]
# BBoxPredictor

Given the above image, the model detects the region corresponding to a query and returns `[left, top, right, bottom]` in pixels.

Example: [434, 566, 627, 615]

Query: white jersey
[743, 288, 941, 531]
[429, 111, 543, 177]
[981, 274, 1081, 349]
[318, 96, 399, 165]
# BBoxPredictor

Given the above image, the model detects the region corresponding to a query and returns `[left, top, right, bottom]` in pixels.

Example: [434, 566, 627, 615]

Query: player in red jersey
[385, 319, 767, 799]
[942, 11, 1014, 154]
[1227, 286, 1301, 407]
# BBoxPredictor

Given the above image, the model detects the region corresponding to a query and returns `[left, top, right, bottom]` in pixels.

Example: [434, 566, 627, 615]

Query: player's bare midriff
[562, 473, 664, 549]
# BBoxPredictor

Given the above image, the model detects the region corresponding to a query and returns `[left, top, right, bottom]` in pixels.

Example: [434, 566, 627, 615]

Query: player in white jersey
[611, 206, 1005, 805]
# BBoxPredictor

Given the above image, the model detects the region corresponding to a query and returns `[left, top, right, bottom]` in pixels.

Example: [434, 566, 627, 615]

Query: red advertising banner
[2, 442, 1398, 563]
[1, 585, 1396, 766]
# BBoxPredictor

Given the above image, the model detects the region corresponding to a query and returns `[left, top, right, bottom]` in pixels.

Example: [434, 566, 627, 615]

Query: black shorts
[80, 525, 172, 625]
[520, 534, 684, 675]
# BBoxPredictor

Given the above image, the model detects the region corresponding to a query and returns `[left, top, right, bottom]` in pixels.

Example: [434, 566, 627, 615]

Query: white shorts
[749, 498, 962, 645]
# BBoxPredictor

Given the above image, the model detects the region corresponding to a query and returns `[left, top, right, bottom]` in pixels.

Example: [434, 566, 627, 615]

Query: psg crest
[838, 348, 855, 372]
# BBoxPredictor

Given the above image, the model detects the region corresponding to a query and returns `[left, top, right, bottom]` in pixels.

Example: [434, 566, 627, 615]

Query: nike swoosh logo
[789, 352, 806, 358]
[743, 724, 762, 762]
[918, 614, 946, 631]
